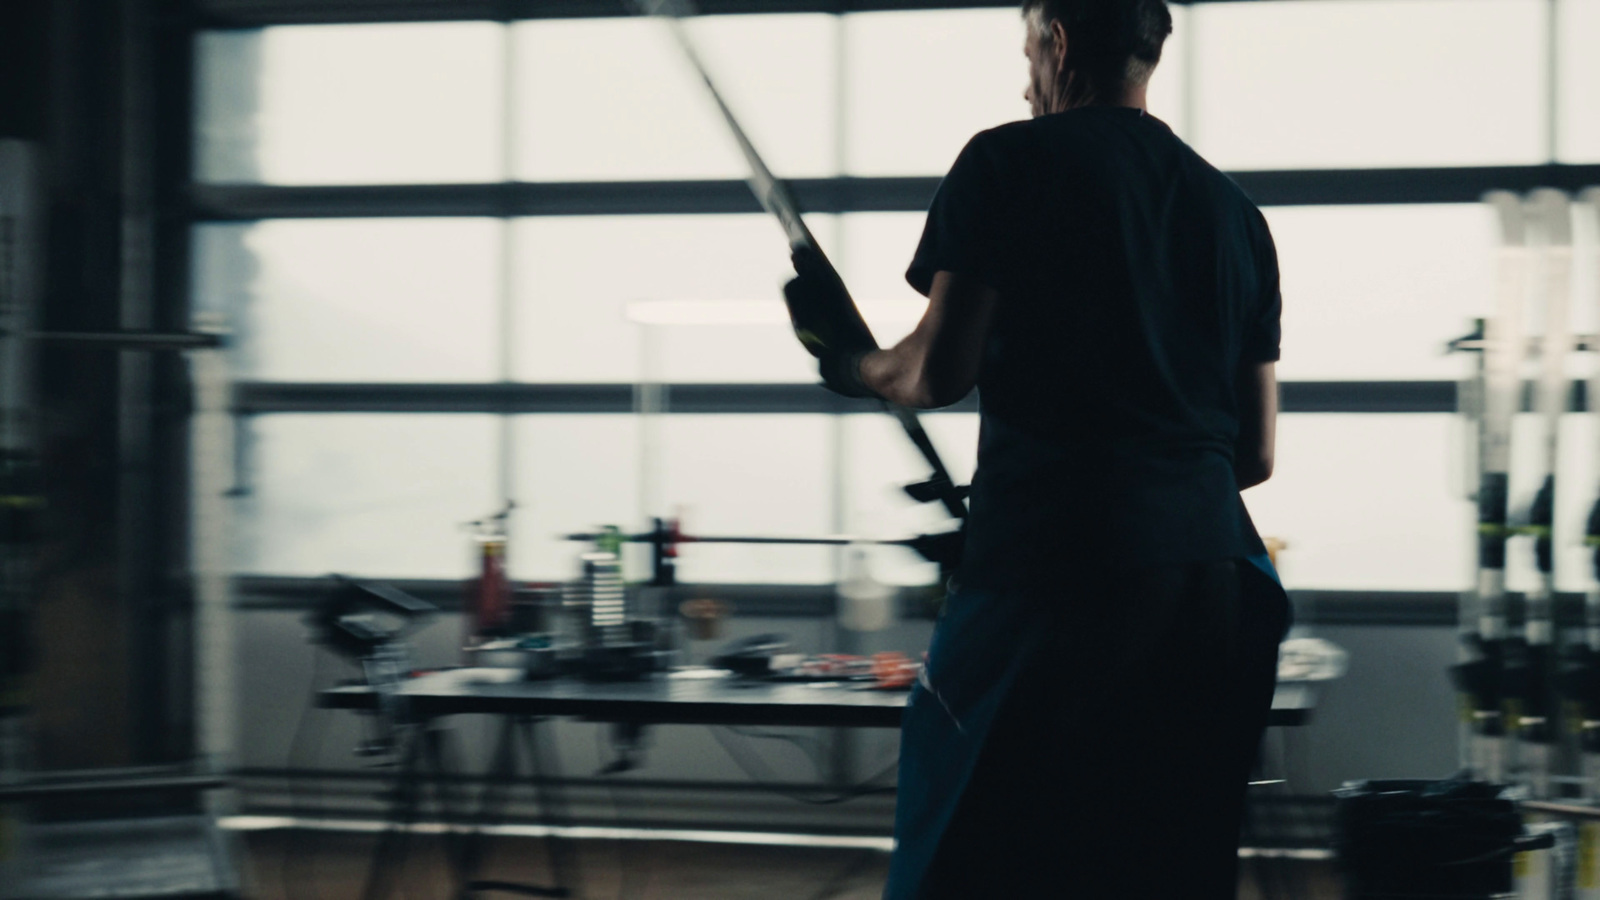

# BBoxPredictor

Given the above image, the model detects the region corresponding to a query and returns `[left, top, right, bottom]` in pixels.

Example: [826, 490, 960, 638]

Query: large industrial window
[515, 15, 840, 181]
[1191, 0, 1548, 170]
[193, 219, 503, 382]
[1560, 0, 1600, 162]
[195, 23, 507, 184]
[193, 2, 1600, 597]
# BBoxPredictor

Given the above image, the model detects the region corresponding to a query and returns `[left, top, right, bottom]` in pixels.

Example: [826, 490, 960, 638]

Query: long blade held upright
[636, 0, 967, 520]
[638, 0, 816, 254]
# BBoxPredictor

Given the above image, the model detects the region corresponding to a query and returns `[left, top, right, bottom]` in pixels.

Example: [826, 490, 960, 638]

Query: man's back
[906, 106, 1281, 583]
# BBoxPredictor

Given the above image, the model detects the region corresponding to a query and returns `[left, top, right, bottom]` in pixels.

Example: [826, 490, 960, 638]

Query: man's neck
[1051, 80, 1148, 114]
[1119, 81, 1150, 111]
[1119, 82, 1149, 111]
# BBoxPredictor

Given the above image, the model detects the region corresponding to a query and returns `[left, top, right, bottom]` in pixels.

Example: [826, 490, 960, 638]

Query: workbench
[317, 665, 1324, 899]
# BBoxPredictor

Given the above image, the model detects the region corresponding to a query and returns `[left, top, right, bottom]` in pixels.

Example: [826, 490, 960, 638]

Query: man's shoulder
[966, 116, 1065, 153]
[951, 118, 1066, 182]
[965, 110, 1178, 168]
[955, 119, 1035, 165]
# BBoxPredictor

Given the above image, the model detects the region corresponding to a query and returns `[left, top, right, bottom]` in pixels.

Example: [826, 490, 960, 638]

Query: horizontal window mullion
[230, 380, 1501, 416]
[189, 178, 943, 220]
[231, 382, 972, 415]
[231, 576, 1557, 627]
[191, 165, 1600, 221]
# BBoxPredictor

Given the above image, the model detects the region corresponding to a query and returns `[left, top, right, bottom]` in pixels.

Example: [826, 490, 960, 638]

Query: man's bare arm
[858, 271, 999, 409]
[1235, 361, 1277, 490]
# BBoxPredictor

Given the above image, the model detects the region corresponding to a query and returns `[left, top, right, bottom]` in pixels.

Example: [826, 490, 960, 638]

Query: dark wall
[0, 1, 49, 142]
[4, 0, 196, 771]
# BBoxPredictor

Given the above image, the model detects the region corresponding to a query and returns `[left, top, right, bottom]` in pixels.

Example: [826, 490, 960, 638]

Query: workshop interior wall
[205, 0, 1600, 839]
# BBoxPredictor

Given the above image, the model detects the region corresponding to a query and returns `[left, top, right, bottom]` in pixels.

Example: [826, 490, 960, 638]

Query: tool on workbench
[464, 502, 515, 650]
[305, 576, 438, 758]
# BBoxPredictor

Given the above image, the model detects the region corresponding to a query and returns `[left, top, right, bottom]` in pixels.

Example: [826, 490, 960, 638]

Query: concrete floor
[239, 830, 1340, 899]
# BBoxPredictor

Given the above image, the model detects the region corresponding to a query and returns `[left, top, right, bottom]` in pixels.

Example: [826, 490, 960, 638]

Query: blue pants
[885, 557, 1289, 899]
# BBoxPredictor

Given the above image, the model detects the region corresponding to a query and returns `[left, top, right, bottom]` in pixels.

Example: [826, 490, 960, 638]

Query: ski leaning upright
[1510, 189, 1579, 900]
[1510, 189, 1575, 802]
[1456, 190, 1532, 785]
[1570, 186, 1600, 900]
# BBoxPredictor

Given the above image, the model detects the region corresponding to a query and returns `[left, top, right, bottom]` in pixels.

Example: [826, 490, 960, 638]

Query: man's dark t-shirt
[906, 106, 1281, 588]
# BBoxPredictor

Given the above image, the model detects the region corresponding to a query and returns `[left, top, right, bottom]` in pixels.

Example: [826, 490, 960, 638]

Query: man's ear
[1049, 18, 1070, 74]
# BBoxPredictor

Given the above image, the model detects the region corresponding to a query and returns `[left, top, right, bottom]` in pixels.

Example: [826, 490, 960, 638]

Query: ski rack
[1452, 188, 1600, 831]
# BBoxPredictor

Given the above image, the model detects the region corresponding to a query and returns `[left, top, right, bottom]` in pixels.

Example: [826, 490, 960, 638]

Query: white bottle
[838, 546, 894, 632]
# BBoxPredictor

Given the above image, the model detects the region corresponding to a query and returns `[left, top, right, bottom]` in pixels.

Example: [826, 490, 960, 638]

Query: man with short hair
[813, 0, 1288, 896]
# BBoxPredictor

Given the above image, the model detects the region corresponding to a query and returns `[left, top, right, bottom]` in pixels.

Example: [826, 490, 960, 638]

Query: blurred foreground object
[0, 135, 241, 899]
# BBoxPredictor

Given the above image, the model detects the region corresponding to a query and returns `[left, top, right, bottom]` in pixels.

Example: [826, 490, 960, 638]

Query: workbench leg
[362, 724, 426, 900]
[452, 717, 520, 900]
[523, 717, 582, 897]
[420, 725, 475, 896]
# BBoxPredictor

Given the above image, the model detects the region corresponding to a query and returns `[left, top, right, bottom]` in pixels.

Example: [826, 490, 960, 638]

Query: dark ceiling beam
[201, 0, 1236, 28]
[192, 0, 1391, 28]
[197, 0, 1008, 27]
[191, 164, 1600, 221]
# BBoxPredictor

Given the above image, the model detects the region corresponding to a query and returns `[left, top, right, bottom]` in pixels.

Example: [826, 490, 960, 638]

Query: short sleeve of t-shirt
[1244, 219, 1283, 364]
[906, 131, 1010, 297]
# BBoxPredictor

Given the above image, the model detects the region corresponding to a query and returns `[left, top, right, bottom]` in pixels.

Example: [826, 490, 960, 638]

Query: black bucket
[1333, 778, 1549, 899]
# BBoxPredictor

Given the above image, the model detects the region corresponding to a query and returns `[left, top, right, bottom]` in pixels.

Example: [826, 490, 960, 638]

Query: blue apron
[882, 553, 1284, 900]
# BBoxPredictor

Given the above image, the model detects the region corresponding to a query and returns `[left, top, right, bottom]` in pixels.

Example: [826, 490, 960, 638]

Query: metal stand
[362, 722, 465, 900]
[363, 716, 579, 900]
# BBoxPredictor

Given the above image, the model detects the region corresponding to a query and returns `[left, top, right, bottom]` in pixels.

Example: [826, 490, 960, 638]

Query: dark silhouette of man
[809, 1, 1289, 896]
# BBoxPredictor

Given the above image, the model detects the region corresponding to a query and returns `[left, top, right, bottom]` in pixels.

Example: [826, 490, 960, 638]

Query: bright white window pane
[844, 413, 978, 586]
[658, 416, 835, 584]
[513, 215, 834, 383]
[196, 24, 505, 184]
[844, 9, 1030, 176]
[1193, 0, 1546, 170]
[514, 16, 836, 181]
[239, 415, 499, 577]
[195, 219, 500, 382]
[1269, 205, 1496, 381]
[512, 416, 642, 581]
[1558, 0, 1600, 162]
[642, 316, 823, 384]
[839, 213, 929, 348]
[1244, 415, 1471, 590]
[1146, 3, 1190, 140]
